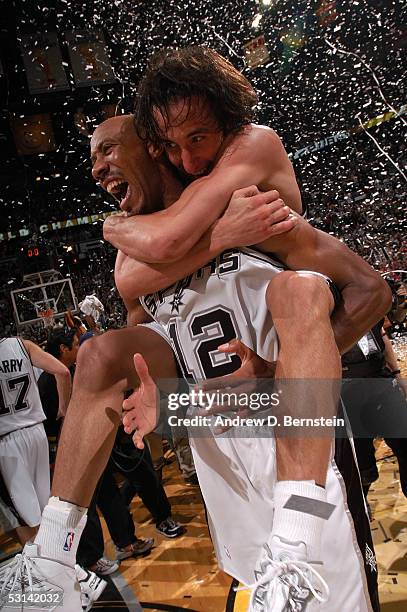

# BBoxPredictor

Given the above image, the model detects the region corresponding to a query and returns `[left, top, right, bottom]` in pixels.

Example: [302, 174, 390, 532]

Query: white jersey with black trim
[0, 338, 46, 436]
[140, 248, 378, 609]
[140, 247, 285, 382]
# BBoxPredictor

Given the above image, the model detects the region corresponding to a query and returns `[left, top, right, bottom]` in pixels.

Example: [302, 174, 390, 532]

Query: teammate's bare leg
[52, 326, 177, 506]
[261, 271, 342, 582]
[267, 272, 341, 486]
[0, 326, 178, 612]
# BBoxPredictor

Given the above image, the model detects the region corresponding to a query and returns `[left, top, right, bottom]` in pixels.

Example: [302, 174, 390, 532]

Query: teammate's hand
[196, 339, 276, 428]
[214, 186, 298, 250]
[122, 353, 159, 449]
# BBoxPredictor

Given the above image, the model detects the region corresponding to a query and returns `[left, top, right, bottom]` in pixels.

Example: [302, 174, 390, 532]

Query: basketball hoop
[38, 308, 55, 328]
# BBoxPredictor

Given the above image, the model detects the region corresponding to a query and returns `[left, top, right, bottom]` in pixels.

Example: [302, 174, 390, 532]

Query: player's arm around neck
[115, 229, 226, 301]
[23, 339, 72, 416]
[114, 188, 295, 299]
[258, 217, 392, 354]
[104, 127, 299, 263]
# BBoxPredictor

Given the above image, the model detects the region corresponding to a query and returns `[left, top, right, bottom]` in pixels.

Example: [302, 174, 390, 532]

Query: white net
[38, 308, 55, 329]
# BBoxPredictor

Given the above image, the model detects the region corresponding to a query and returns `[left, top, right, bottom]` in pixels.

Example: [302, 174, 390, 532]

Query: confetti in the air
[0, 0, 405, 338]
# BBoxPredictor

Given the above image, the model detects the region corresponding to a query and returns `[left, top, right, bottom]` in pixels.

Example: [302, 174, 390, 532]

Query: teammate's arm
[115, 187, 296, 299]
[119, 287, 153, 326]
[23, 339, 72, 417]
[115, 226, 224, 300]
[104, 127, 301, 262]
[257, 217, 392, 354]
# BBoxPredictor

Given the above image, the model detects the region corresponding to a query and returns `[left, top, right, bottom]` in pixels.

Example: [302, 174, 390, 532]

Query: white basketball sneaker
[241, 535, 329, 611]
[75, 565, 107, 611]
[0, 543, 82, 611]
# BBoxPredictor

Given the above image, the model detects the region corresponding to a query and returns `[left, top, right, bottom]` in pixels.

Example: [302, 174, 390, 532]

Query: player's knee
[267, 272, 332, 326]
[76, 332, 119, 386]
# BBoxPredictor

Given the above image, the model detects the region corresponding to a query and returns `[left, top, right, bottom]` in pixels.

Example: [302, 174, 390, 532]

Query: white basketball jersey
[140, 247, 285, 382]
[141, 250, 376, 610]
[0, 338, 46, 436]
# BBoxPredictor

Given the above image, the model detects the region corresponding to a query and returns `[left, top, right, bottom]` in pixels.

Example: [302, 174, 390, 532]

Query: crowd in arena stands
[302, 129, 406, 271]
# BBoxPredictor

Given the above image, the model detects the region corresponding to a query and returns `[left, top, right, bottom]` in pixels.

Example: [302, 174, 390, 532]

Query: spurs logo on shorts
[365, 543, 377, 573]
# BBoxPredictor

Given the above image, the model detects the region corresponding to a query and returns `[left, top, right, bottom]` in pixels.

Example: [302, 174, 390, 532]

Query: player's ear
[148, 142, 164, 159]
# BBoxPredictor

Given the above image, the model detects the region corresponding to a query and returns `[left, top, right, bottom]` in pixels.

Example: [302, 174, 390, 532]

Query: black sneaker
[156, 518, 185, 538]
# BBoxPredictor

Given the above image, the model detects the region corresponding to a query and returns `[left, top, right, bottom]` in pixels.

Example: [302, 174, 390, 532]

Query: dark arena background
[0, 0, 405, 341]
[0, 1, 406, 610]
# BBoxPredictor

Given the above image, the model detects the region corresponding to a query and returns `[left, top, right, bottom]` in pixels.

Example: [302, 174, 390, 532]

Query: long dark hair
[135, 46, 257, 146]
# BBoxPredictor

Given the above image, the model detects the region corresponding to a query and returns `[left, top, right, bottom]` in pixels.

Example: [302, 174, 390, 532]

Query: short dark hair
[45, 329, 76, 359]
[135, 46, 257, 146]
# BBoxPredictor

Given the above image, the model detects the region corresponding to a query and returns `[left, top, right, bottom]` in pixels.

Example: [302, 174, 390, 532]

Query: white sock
[34, 497, 87, 567]
[271, 480, 335, 561]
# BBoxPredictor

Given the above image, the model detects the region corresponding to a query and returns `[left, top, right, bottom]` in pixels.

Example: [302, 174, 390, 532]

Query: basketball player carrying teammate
[2, 114, 383, 612]
[0, 129, 296, 612]
[100, 116, 384, 610]
[1, 50, 389, 611]
[104, 48, 389, 606]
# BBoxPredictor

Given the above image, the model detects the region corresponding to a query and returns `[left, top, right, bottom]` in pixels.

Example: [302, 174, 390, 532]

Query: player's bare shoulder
[218, 124, 285, 166]
[247, 125, 288, 157]
[213, 123, 302, 212]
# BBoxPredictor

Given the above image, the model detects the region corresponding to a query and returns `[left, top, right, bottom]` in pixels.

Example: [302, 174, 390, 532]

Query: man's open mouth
[106, 179, 129, 204]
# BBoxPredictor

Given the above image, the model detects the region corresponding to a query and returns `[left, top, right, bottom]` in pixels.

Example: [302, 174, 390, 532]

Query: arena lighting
[261, 0, 272, 5]
[252, 13, 263, 29]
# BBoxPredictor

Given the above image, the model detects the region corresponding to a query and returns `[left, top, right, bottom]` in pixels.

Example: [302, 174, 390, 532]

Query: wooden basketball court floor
[1, 440, 407, 610]
[95, 439, 407, 612]
[105, 340, 407, 611]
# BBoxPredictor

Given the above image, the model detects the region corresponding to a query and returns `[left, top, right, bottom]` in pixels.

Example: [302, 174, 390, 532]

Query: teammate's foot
[88, 556, 120, 576]
[115, 537, 154, 560]
[241, 535, 329, 611]
[0, 543, 82, 611]
[75, 564, 107, 611]
[156, 518, 185, 538]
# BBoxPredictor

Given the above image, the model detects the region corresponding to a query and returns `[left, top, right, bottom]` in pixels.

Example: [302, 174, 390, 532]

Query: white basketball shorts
[0, 423, 50, 527]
